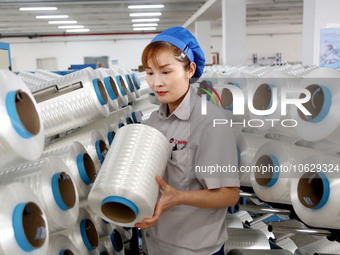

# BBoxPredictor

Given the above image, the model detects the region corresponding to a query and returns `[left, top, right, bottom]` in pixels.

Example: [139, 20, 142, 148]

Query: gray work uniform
[144, 87, 240, 255]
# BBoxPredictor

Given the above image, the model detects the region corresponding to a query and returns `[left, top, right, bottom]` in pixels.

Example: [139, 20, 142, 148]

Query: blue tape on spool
[102, 219, 109, 224]
[265, 155, 280, 187]
[131, 112, 138, 123]
[92, 79, 107, 105]
[103, 77, 117, 100]
[310, 85, 332, 123]
[110, 231, 122, 252]
[123, 227, 131, 231]
[227, 82, 241, 110]
[77, 153, 93, 185]
[102, 196, 139, 219]
[59, 250, 66, 255]
[131, 73, 140, 90]
[80, 219, 95, 251]
[13, 202, 35, 252]
[51, 173, 70, 211]
[118, 123, 124, 129]
[108, 132, 114, 146]
[126, 117, 132, 125]
[95, 140, 105, 164]
[313, 172, 330, 209]
[115, 76, 126, 96]
[267, 84, 276, 110]
[6, 91, 33, 139]
[122, 105, 128, 108]
[125, 74, 134, 93]
[236, 146, 241, 166]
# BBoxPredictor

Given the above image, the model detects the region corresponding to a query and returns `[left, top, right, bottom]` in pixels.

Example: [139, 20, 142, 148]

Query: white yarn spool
[88, 124, 170, 227]
[38, 67, 109, 137]
[233, 211, 253, 223]
[225, 214, 244, 229]
[236, 133, 270, 187]
[93, 69, 119, 111]
[34, 70, 62, 81]
[80, 200, 114, 238]
[251, 221, 275, 240]
[0, 70, 45, 169]
[275, 238, 298, 254]
[48, 234, 80, 255]
[224, 228, 270, 253]
[100, 228, 125, 255]
[294, 238, 340, 255]
[107, 69, 135, 104]
[104, 69, 129, 107]
[42, 142, 97, 200]
[290, 154, 340, 229]
[290, 67, 340, 142]
[247, 70, 299, 132]
[47, 130, 109, 172]
[116, 69, 137, 102]
[0, 182, 49, 254]
[18, 71, 48, 91]
[251, 141, 315, 204]
[58, 208, 100, 255]
[0, 157, 79, 233]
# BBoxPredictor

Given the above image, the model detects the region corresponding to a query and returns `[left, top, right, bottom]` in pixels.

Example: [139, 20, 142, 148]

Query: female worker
[135, 26, 240, 255]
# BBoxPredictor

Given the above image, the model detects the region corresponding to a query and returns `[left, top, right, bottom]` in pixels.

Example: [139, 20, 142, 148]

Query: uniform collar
[157, 87, 197, 121]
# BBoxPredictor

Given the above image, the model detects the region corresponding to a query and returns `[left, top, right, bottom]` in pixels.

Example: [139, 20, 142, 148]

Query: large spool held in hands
[88, 124, 170, 227]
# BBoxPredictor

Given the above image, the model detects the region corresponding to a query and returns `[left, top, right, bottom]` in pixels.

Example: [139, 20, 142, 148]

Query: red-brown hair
[142, 41, 191, 71]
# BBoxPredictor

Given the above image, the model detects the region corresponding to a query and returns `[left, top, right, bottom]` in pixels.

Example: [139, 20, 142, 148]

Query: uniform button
[146, 232, 150, 238]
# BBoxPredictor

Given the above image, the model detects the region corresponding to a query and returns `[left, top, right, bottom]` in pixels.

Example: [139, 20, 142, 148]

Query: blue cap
[151, 26, 205, 79]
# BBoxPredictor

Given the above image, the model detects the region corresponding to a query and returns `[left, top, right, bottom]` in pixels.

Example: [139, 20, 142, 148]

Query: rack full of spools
[0, 66, 153, 255]
[196, 65, 340, 255]
[1, 62, 340, 255]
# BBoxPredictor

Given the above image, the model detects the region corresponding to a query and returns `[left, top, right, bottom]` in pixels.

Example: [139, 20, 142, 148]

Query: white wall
[211, 33, 303, 65]
[3, 34, 154, 72]
[3, 30, 303, 72]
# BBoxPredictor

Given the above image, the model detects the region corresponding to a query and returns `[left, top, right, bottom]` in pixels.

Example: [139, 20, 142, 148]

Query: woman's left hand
[135, 176, 181, 229]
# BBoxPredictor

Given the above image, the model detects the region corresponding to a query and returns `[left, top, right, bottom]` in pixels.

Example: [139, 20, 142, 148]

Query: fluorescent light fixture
[128, 4, 164, 9]
[36, 15, 68, 19]
[132, 18, 160, 22]
[133, 27, 157, 31]
[66, 28, 90, 33]
[20, 7, 57, 11]
[133, 23, 158, 27]
[58, 25, 84, 29]
[49, 20, 77, 24]
[130, 12, 162, 17]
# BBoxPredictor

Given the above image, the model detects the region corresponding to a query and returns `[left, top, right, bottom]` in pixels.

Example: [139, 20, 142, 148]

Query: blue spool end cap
[6, 90, 39, 139]
[115, 76, 126, 96]
[125, 74, 134, 93]
[131, 73, 140, 90]
[76, 153, 95, 185]
[80, 219, 99, 251]
[101, 196, 138, 223]
[110, 230, 123, 252]
[13, 202, 46, 252]
[92, 79, 107, 105]
[95, 140, 107, 164]
[103, 76, 117, 100]
[51, 172, 75, 211]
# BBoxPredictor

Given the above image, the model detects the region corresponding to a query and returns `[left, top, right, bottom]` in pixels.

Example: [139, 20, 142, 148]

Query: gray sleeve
[194, 118, 240, 189]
